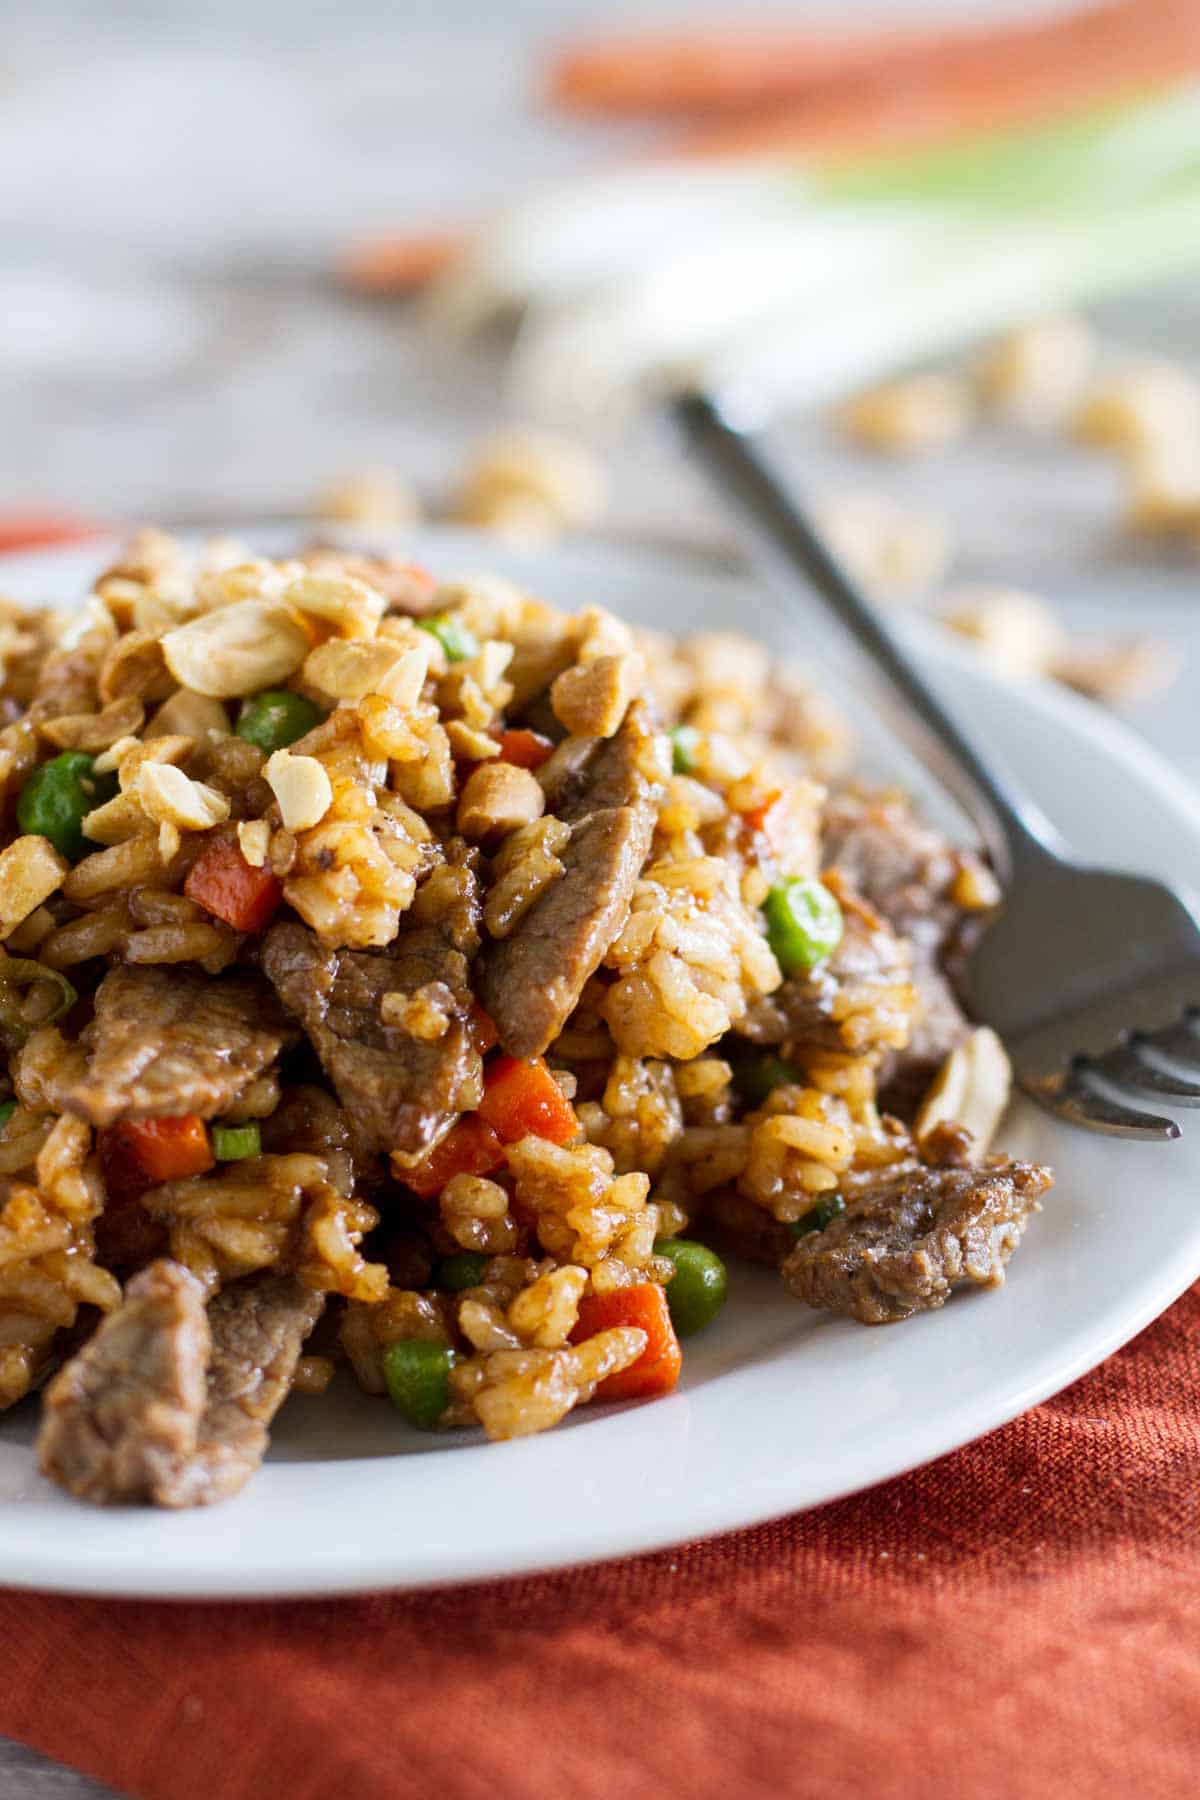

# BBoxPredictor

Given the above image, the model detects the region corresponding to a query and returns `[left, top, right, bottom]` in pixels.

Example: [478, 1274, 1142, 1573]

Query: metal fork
[675, 389, 1200, 1140]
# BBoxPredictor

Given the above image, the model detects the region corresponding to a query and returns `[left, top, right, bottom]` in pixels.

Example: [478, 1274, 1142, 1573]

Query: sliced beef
[28, 965, 289, 1128]
[782, 1158, 1052, 1326]
[159, 1273, 325, 1507]
[37, 1260, 208, 1503]
[37, 1261, 323, 1507]
[261, 915, 482, 1155]
[539, 699, 661, 821]
[821, 790, 987, 1113]
[738, 881, 912, 1051]
[479, 805, 656, 1059]
[821, 788, 965, 953]
[479, 703, 662, 1059]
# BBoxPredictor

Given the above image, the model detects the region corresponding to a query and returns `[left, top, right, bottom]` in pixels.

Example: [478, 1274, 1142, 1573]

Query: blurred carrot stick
[548, 20, 895, 117]
[548, 0, 1187, 123]
[340, 0, 1200, 299]
[675, 1, 1200, 160]
[339, 230, 463, 297]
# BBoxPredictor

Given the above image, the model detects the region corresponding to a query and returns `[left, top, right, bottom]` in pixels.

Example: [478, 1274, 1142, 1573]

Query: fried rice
[0, 530, 1051, 1507]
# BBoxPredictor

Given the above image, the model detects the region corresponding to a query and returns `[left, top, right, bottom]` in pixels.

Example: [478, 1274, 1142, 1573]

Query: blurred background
[1, 0, 1199, 758]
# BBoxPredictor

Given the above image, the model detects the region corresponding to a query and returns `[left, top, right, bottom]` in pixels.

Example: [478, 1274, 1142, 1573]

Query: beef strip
[36, 1260, 208, 1502]
[261, 915, 482, 1155]
[37, 1261, 323, 1507]
[478, 702, 662, 1059]
[821, 789, 964, 949]
[479, 806, 656, 1059]
[539, 701, 659, 821]
[27, 965, 289, 1128]
[159, 1273, 325, 1507]
[782, 1157, 1052, 1325]
[738, 881, 912, 1050]
[821, 789, 984, 1112]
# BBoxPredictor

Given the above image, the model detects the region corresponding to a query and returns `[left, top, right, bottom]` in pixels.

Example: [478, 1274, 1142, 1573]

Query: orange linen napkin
[1, 1279, 1199, 1800]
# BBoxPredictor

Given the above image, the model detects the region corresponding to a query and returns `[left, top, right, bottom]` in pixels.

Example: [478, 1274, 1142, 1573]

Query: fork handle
[674, 389, 1069, 881]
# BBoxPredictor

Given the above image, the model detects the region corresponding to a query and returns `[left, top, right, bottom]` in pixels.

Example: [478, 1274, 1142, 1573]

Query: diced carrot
[397, 562, 437, 601]
[338, 230, 463, 298]
[493, 729, 555, 772]
[469, 1002, 500, 1055]
[571, 1283, 682, 1402]
[395, 1115, 505, 1199]
[743, 790, 786, 850]
[184, 832, 282, 934]
[99, 1115, 214, 1200]
[478, 1055, 579, 1146]
[0, 510, 108, 553]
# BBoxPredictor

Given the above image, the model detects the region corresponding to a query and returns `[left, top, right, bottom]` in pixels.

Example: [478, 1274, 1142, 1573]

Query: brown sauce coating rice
[0, 532, 1048, 1506]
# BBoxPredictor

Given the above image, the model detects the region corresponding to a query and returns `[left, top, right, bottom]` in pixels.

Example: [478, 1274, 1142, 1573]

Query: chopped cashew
[1072, 359, 1200, 453]
[145, 690, 230, 742]
[837, 372, 973, 454]
[551, 652, 639, 738]
[941, 588, 1067, 680]
[281, 573, 385, 641]
[453, 429, 606, 535]
[456, 761, 545, 841]
[236, 820, 272, 868]
[0, 836, 69, 937]
[975, 316, 1096, 427]
[315, 467, 421, 527]
[915, 1028, 1012, 1161]
[132, 762, 231, 831]
[162, 600, 310, 698]
[265, 749, 334, 833]
[303, 637, 411, 702]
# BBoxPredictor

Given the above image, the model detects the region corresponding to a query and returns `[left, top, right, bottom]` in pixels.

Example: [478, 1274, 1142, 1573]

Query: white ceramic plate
[1, 526, 1198, 1599]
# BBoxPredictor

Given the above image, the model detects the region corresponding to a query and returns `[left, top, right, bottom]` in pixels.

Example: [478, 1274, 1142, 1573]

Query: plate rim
[0, 523, 1197, 1599]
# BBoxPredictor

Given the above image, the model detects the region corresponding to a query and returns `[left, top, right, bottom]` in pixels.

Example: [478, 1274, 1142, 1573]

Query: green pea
[417, 612, 478, 663]
[668, 724, 702, 775]
[383, 1340, 459, 1430]
[211, 1122, 261, 1162]
[762, 876, 843, 976]
[653, 1238, 728, 1337]
[788, 1194, 846, 1239]
[730, 1049, 802, 1109]
[17, 752, 116, 860]
[435, 1252, 488, 1292]
[236, 690, 322, 753]
[0, 1100, 16, 1135]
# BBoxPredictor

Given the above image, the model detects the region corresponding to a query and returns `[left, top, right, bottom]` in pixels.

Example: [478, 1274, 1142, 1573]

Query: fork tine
[1090, 1042, 1200, 1106]
[1146, 1020, 1200, 1074]
[1023, 1067, 1181, 1140]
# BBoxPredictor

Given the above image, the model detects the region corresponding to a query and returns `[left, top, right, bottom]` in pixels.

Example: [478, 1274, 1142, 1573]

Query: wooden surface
[1, 1, 1198, 1794]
